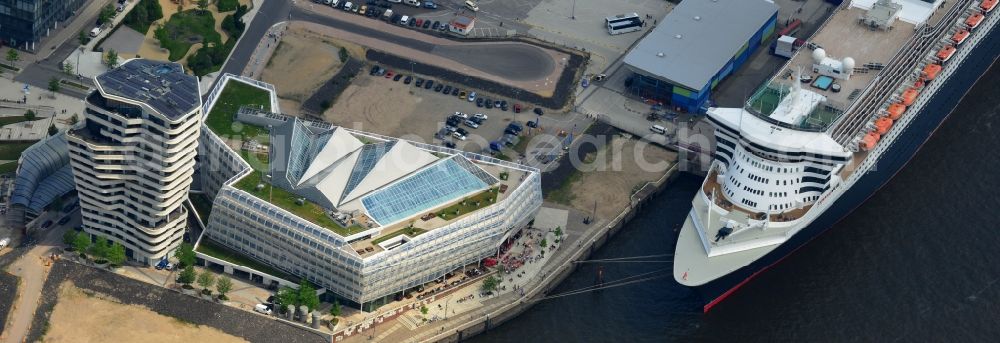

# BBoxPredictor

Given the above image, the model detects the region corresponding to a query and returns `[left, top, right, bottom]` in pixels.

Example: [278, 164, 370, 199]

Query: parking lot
[323, 64, 590, 165]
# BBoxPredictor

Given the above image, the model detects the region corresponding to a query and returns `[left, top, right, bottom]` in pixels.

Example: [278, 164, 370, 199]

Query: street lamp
[571, 0, 576, 20]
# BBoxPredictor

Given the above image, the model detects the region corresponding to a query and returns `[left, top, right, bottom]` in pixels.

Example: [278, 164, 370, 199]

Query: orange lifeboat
[860, 132, 880, 151]
[967, 13, 985, 29]
[922, 63, 942, 81]
[901, 88, 919, 106]
[914, 79, 925, 88]
[952, 30, 970, 45]
[982, 0, 997, 13]
[887, 103, 906, 120]
[875, 117, 893, 135]
[937, 45, 957, 62]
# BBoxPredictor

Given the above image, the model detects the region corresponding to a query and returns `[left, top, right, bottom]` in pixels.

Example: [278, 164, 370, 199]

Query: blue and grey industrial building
[0, 0, 86, 51]
[623, 0, 779, 113]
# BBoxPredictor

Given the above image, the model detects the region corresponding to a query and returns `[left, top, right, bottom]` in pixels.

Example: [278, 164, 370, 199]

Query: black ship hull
[691, 21, 1000, 312]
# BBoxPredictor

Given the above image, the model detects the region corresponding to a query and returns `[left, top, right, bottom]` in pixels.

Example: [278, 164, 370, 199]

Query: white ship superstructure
[675, 0, 998, 288]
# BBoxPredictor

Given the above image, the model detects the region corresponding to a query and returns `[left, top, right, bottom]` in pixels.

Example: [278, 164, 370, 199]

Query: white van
[649, 125, 666, 134]
[399, 15, 410, 25]
[330, 0, 339, 7]
[89, 27, 101, 37]
[404, 0, 421, 7]
[383, 9, 393, 20]
[464, 0, 479, 11]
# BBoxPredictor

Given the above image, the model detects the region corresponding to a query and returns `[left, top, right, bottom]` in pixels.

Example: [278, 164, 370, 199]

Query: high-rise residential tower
[67, 59, 201, 264]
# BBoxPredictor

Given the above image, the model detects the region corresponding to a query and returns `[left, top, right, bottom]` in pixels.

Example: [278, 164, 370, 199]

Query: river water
[471, 58, 1000, 342]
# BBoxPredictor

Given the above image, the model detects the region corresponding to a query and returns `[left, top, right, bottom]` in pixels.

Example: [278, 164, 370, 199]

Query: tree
[196, 269, 215, 293]
[554, 226, 562, 237]
[540, 238, 548, 248]
[70, 114, 79, 126]
[176, 242, 196, 267]
[72, 232, 91, 254]
[63, 229, 78, 247]
[48, 77, 60, 92]
[90, 236, 111, 259]
[276, 286, 298, 309]
[420, 305, 428, 318]
[329, 300, 341, 317]
[216, 275, 233, 298]
[297, 280, 319, 312]
[63, 62, 74, 76]
[6, 48, 19, 65]
[48, 124, 58, 136]
[178, 265, 197, 285]
[78, 30, 90, 46]
[98, 4, 116, 25]
[24, 110, 35, 121]
[481, 275, 500, 293]
[107, 242, 126, 266]
[197, 0, 209, 12]
[105, 49, 119, 68]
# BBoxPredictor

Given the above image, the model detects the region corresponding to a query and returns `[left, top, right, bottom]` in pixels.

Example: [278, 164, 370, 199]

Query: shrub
[217, 0, 240, 12]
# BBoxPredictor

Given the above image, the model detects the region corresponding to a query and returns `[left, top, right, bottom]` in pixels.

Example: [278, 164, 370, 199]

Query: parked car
[533, 107, 544, 115]
[464, 119, 480, 128]
[507, 122, 523, 133]
[422, 20, 431, 29]
[451, 87, 460, 96]
[343, 1, 353, 11]
[475, 97, 484, 107]
[526, 120, 538, 128]
[423, 1, 438, 9]
[415, 18, 424, 27]
[434, 84, 443, 92]
[393, 74, 403, 81]
[155, 258, 169, 270]
[484, 98, 493, 108]
[456, 127, 469, 136]
[452, 132, 467, 140]
[458, 90, 467, 98]
[0, 237, 8, 251]
[254, 304, 273, 315]
[384, 70, 394, 78]
[443, 85, 452, 94]
[424, 80, 434, 89]
[409, 17, 417, 26]
[473, 113, 488, 120]
[454, 112, 469, 119]
[432, 21, 441, 30]
[513, 103, 522, 113]
[404, 75, 413, 84]
[467, 91, 476, 102]
[400, 15, 410, 25]
[442, 140, 456, 148]
[499, 100, 508, 111]
[415, 78, 424, 87]
[369, 65, 381, 75]
[360, 5, 367, 13]
[469, 116, 483, 124]
[57, 216, 71, 225]
[444, 125, 458, 133]
[40, 220, 53, 229]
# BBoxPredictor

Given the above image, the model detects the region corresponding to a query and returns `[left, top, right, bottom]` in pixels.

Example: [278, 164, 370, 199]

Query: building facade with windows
[67, 59, 202, 265]
[0, 0, 86, 51]
[202, 115, 542, 311]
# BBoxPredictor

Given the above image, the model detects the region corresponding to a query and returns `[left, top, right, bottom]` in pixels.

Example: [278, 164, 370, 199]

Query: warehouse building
[623, 0, 779, 113]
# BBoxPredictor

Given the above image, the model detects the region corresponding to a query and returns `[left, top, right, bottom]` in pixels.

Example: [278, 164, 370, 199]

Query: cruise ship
[673, 0, 1000, 311]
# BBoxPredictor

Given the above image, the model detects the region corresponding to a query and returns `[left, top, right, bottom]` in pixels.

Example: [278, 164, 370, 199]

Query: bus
[606, 13, 642, 35]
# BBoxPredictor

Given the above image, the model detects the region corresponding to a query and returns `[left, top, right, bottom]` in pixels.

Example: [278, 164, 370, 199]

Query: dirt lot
[44, 282, 247, 343]
[261, 26, 365, 114]
[562, 136, 677, 220]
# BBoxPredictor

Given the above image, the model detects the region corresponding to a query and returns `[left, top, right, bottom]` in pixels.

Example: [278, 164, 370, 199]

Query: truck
[771, 35, 805, 59]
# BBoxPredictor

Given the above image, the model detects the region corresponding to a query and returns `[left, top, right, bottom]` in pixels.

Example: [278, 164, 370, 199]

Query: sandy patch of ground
[566, 137, 677, 220]
[261, 26, 358, 113]
[43, 282, 247, 343]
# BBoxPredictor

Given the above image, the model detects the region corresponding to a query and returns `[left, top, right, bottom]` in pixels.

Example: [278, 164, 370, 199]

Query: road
[0, 212, 77, 343]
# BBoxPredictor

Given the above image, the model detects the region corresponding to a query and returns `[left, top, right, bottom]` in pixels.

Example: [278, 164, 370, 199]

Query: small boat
[860, 132, 880, 151]
[922, 63, 942, 81]
[967, 13, 984, 29]
[874, 117, 893, 135]
[952, 29, 970, 45]
[982, 0, 997, 13]
[887, 103, 906, 120]
[937, 45, 956, 63]
[901, 88, 919, 106]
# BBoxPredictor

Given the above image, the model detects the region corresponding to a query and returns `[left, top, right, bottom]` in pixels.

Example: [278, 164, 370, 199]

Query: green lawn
[206, 81, 271, 144]
[196, 239, 296, 281]
[189, 193, 215, 224]
[437, 188, 499, 221]
[234, 171, 366, 236]
[371, 226, 427, 246]
[240, 150, 269, 172]
[0, 116, 37, 127]
[154, 10, 221, 61]
[0, 141, 37, 160]
[0, 161, 17, 174]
